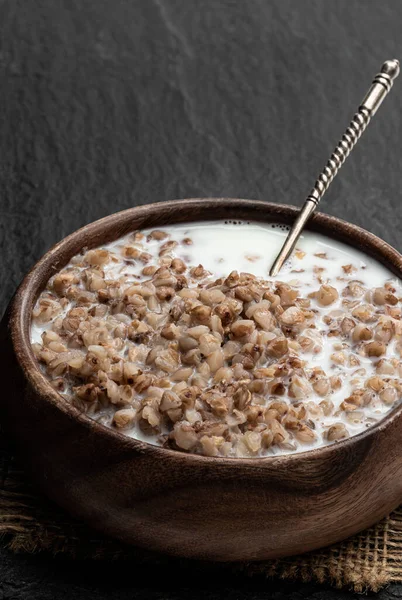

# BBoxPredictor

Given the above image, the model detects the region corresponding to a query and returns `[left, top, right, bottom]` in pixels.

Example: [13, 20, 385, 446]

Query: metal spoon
[269, 59, 400, 277]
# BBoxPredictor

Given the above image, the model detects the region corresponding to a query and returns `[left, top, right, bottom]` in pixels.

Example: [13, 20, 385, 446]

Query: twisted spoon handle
[270, 59, 400, 277]
[307, 107, 371, 205]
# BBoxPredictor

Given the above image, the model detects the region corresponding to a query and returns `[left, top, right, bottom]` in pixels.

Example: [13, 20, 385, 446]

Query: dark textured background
[0, 0, 401, 597]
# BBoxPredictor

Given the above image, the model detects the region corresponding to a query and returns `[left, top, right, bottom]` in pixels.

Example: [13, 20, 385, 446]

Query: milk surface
[31, 220, 402, 454]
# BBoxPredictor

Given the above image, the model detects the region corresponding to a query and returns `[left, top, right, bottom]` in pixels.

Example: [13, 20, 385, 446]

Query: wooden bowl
[2, 198, 402, 562]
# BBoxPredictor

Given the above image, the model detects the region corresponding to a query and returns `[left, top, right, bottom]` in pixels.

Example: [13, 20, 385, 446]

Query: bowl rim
[9, 197, 402, 467]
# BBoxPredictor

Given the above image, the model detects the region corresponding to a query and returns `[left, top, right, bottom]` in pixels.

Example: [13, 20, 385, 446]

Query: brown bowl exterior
[2, 198, 402, 562]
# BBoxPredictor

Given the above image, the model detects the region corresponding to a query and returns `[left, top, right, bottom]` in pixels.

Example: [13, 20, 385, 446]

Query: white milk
[31, 220, 402, 454]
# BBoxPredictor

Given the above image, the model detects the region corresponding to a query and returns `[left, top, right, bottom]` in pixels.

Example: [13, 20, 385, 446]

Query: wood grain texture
[1, 198, 402, 561]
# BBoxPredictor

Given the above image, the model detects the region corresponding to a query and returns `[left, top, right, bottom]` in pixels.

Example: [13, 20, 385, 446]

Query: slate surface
[0, 0, 401, 597]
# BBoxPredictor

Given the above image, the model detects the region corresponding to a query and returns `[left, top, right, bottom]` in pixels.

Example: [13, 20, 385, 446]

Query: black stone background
[0, 0, 402, 598]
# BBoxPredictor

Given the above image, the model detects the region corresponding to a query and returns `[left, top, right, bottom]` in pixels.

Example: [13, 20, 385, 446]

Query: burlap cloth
[1, 431, 402, 593]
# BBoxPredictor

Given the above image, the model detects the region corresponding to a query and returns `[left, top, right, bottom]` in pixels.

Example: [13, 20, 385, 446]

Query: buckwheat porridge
[31, 221, 402, 457]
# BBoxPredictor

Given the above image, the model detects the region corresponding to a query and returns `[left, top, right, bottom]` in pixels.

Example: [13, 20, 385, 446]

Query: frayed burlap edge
[2, 446, 402, 593]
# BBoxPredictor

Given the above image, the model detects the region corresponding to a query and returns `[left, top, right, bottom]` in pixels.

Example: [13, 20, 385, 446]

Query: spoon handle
[269, 59, 400, 277]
